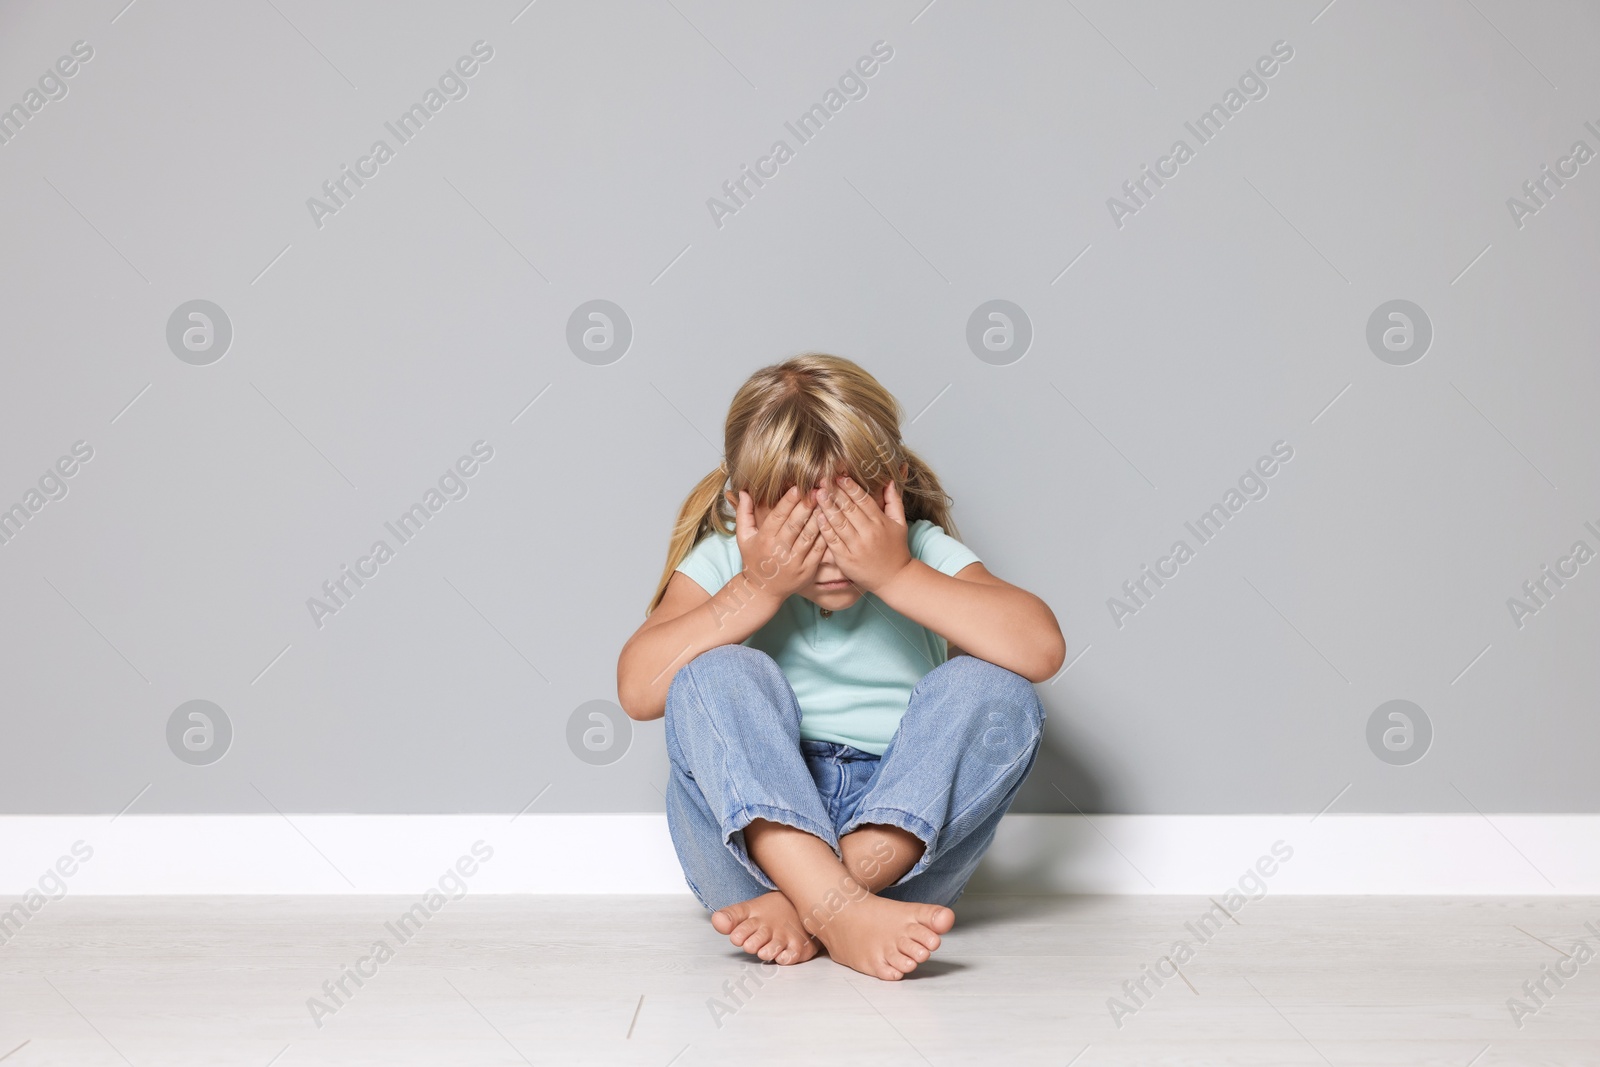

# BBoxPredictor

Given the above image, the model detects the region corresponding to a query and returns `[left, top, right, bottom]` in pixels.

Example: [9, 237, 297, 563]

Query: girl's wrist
[706, 568, 785, 634]
[732, 566, 790, 612]
[868, 557, 922, 600]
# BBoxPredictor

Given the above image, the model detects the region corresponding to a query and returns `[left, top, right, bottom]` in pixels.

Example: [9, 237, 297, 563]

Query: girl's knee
[678, 646, 786, 705]
[668, 645, 776, 706]
[937, 659, 1043, 768]
[942, 657, 1044, 727]
[665, 644, 795, 741]
[689, 643, 781, 678]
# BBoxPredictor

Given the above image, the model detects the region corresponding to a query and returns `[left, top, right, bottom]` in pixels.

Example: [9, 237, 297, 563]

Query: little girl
[617, 354, 1065, 981]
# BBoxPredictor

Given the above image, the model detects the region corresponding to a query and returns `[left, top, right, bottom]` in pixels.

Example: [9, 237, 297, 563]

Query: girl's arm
[877, 560, 1065, 682]
[815, 476, 1066, 683]
[618, 487, 826, 721]
[616, 569, 781, 721]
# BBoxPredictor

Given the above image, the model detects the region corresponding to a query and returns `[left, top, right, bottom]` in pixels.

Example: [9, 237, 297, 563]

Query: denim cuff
[839, 806, 940, 886]
[722, 803, 842, 891]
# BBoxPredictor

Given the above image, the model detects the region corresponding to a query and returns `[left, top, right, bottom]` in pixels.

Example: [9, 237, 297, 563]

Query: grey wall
[2, 0, 1595, 816]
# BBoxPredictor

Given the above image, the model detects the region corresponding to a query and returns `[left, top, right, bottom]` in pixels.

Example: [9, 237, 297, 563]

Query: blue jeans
[663, 644, 1045, 910]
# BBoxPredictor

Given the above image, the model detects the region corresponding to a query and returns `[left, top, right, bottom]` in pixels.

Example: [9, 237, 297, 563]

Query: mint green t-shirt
[674, 518, 982, 755]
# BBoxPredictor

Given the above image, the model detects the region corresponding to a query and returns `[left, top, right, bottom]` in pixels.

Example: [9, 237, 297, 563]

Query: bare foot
[807, 894, 954, 981]
[711, 891, 821, 965]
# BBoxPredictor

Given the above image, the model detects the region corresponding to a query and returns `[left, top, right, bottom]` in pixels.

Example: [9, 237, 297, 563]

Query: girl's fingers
[735, 489, 756, 541]
[764, 485, 802, 533]
[883, 479, 907, 526]
[801, 522, 827, 570]
[816, 485, 851, 533]
[782, 498, 816, 546]
[814, 502, 846, 545]
[806, 524, 827, 560]
[780, 508, 819, 566]
[789, 506, 821, 554]
[833, 477, 877, 533]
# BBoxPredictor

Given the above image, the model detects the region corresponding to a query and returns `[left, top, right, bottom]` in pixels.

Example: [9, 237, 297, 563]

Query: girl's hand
[814, 477, 913, 593]
[735, 486, 826, 602]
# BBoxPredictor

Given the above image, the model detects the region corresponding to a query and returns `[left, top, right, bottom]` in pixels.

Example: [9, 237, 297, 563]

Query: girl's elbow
[615, 658, 665, 722]
[1019, 662, 1056, 684]
[614, 646, 659, 723]
[616, 679, 665, 722]
[1029, 632, 1067, 683]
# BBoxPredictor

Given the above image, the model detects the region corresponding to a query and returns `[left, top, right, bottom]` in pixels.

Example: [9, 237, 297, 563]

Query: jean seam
[842, 804, 936, 836]
[681, 867, 711, 909]
[725, 802, 838, 845]
[830, 752, 849, 822]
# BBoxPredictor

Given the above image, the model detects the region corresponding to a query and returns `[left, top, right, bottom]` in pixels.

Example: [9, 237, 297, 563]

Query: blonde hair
[647, 353, 959, 614]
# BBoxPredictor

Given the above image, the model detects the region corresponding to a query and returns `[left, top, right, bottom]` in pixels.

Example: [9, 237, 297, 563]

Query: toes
[915, 904, 955, 933]
[905, 924, 942, 952]
[779, 938, 818, 964]
[886, 949, 920, 975]
[743, 929, 773, 956]
[898, 935, 930, 962]
[728, 917, 761, 946]
[711, 903, 748, 935]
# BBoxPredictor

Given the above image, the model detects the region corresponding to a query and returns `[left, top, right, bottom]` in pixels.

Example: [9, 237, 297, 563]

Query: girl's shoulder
[907, 517, 952, 550]
[908, 518, 981, 577]
[675, 527, 741, 594]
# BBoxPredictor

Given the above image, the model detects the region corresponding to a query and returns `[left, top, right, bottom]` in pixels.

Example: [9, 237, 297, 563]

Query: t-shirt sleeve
[909, 519, 981, 577]
[674, 532, 740, 595]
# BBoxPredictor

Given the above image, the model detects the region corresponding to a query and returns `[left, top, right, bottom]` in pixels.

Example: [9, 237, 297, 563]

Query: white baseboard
[1, 814, 1596, 896]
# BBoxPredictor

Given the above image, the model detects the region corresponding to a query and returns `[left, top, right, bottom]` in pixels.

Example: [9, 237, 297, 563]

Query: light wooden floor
[2, 895, 1598, 1065]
